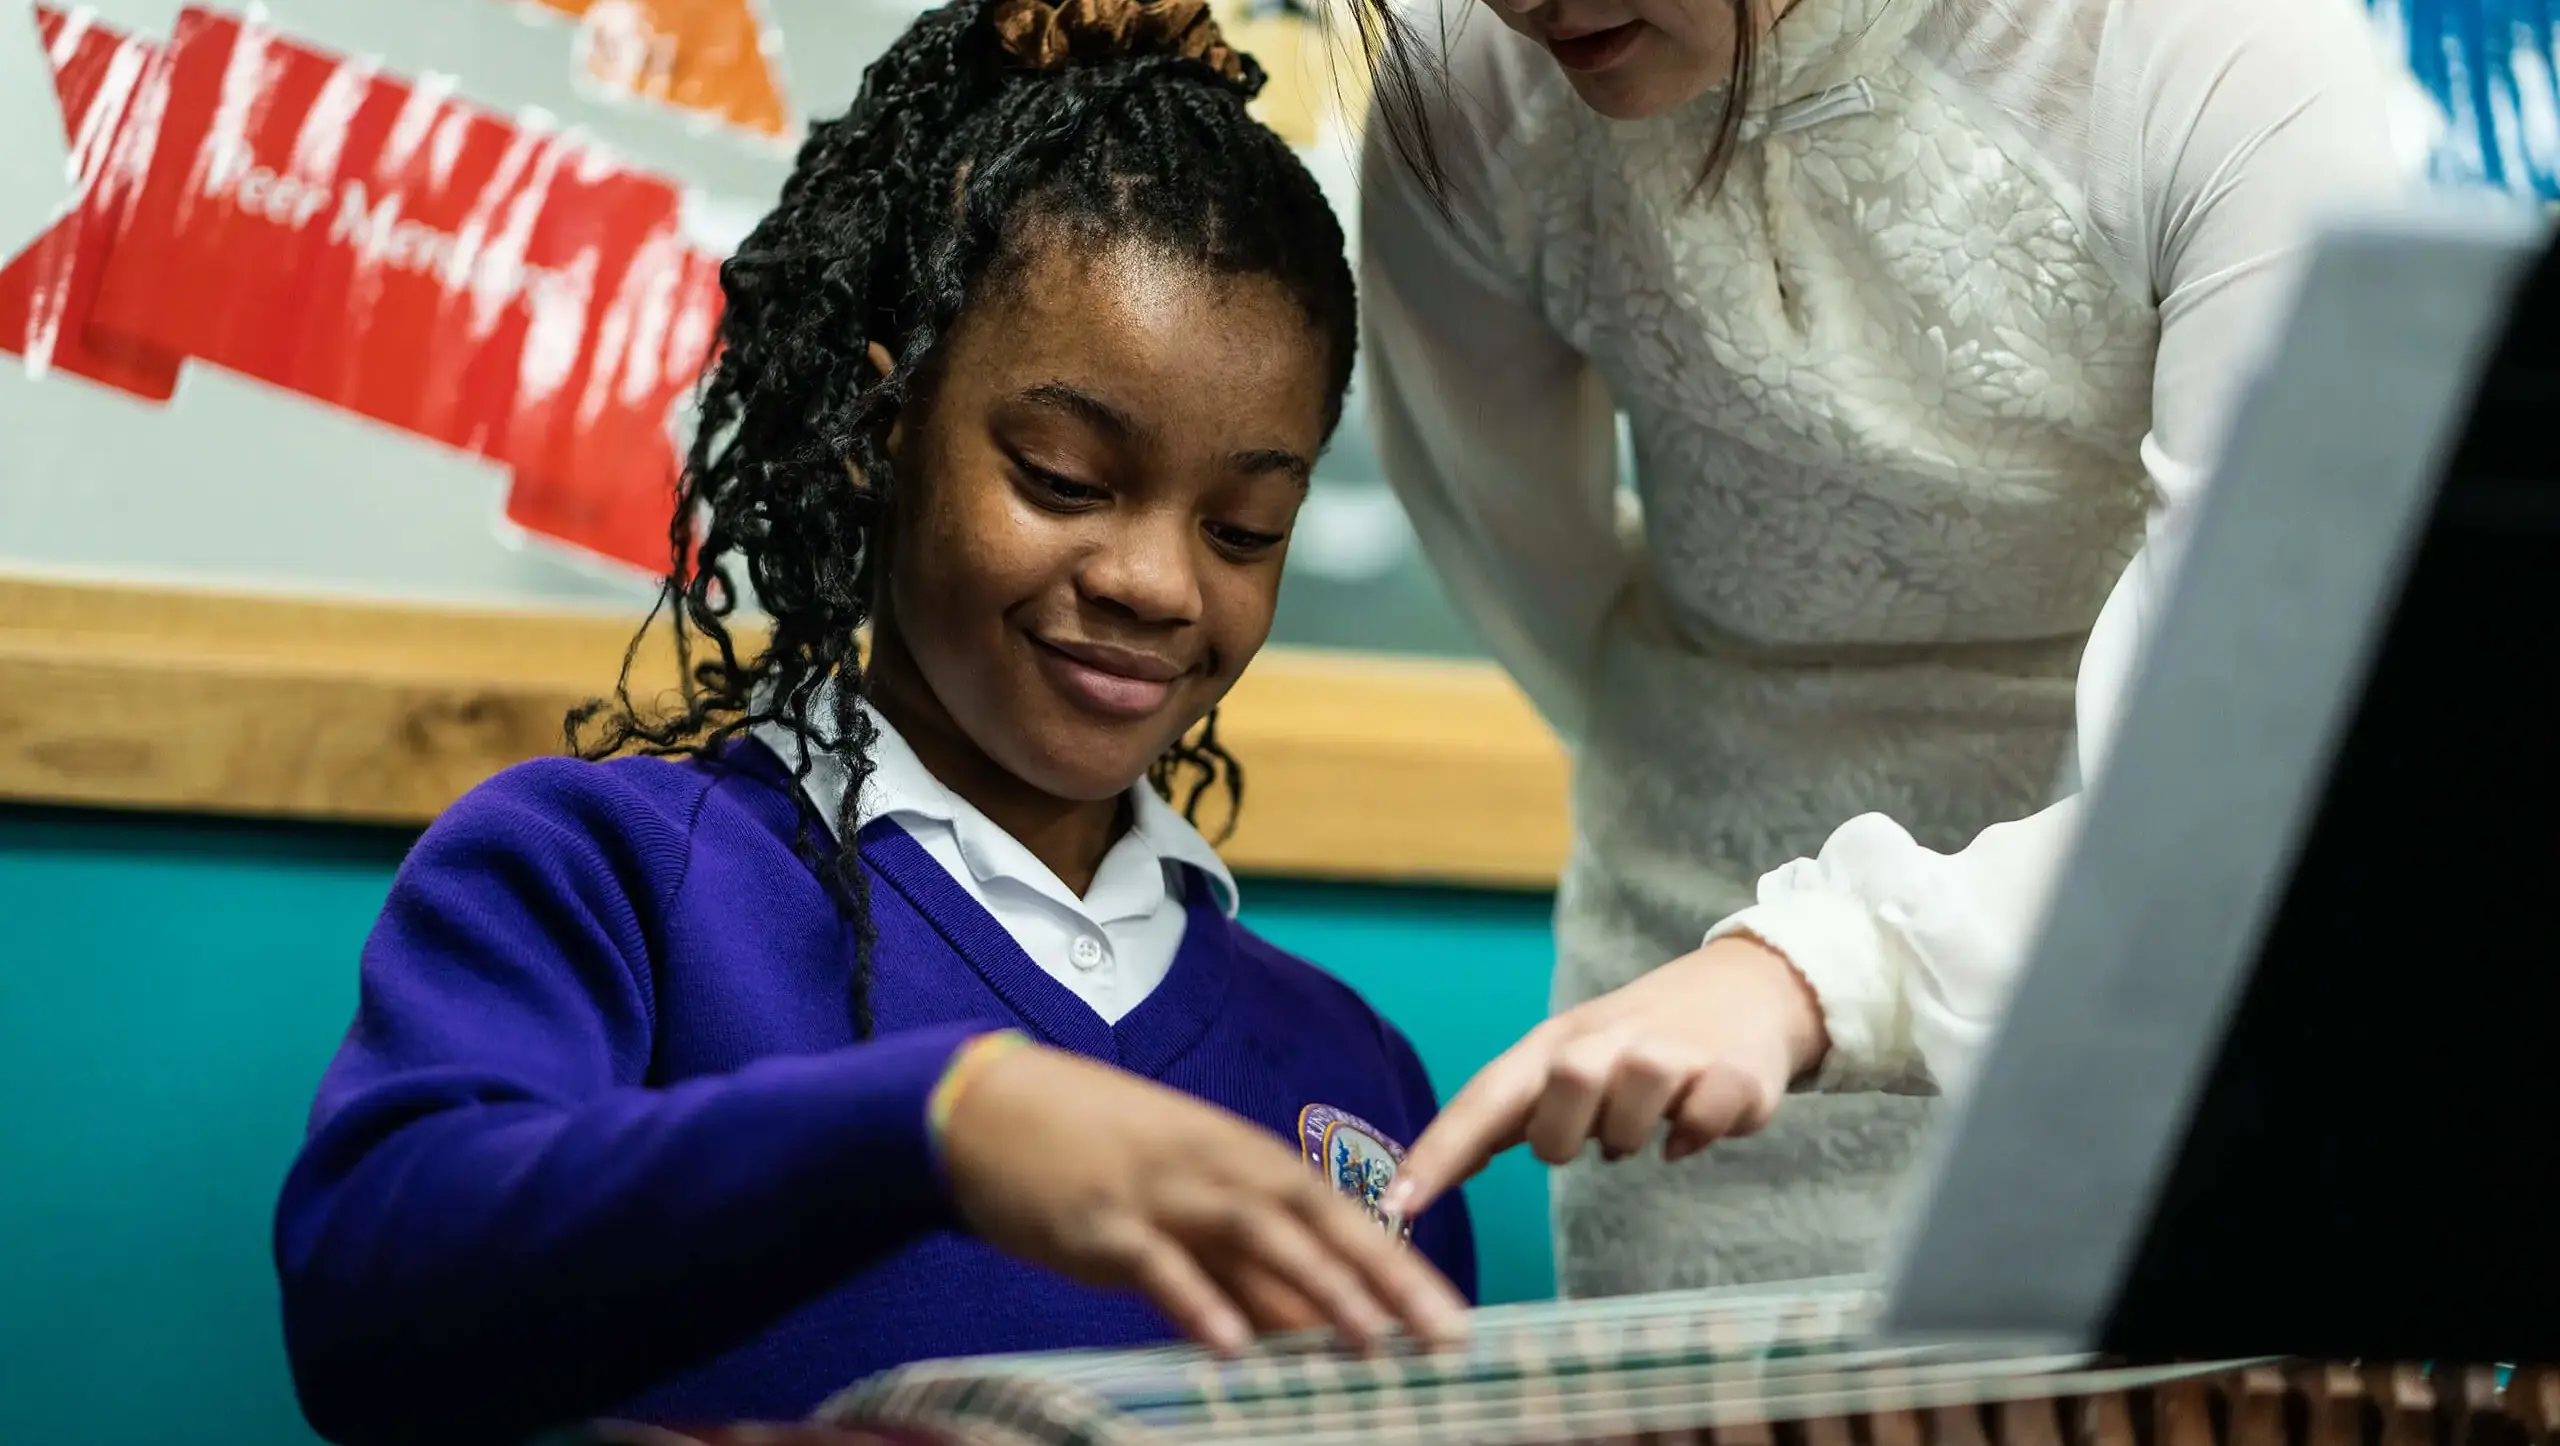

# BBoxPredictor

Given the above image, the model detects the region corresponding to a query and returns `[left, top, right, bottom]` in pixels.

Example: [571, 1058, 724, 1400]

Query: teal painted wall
[0, 805, 1556, 1446]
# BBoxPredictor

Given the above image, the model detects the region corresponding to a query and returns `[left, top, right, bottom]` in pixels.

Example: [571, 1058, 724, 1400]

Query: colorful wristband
[926, 1029, 1033, 1159]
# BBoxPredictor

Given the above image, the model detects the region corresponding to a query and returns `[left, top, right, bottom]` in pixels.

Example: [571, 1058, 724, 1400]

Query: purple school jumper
[275, 742, 1475, 1446]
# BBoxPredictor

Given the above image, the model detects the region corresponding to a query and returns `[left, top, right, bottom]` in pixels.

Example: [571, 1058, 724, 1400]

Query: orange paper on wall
[526, 0, 793, 139]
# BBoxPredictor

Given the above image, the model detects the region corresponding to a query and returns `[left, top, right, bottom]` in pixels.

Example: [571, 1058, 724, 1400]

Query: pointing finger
[1379, 1031, 1556, 1219]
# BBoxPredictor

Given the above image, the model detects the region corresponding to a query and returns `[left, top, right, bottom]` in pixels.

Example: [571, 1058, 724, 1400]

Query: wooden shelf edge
[0, 574, 1570, 890]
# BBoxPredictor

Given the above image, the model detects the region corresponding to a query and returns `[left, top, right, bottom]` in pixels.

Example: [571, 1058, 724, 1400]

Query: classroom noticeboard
[0, 0, 1483, 659]
[0, 0, 1552, 886]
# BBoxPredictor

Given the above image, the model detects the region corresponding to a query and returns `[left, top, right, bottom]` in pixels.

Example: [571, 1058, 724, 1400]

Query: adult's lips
[1547, 20, 1643, 72]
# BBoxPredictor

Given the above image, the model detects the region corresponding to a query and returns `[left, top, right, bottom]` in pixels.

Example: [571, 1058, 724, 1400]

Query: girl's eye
[1207, 521, 1287, 558]
[1020, 464, 1106, 508]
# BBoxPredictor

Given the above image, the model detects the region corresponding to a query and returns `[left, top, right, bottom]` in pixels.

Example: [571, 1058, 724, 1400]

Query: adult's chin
[1562, 60, 1716, 122]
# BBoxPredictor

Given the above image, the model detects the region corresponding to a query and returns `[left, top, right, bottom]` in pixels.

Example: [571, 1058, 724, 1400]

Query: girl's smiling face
[866, 229, 1332, 830]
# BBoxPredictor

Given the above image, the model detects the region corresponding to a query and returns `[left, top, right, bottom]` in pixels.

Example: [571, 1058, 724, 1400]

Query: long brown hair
[1352, 0, 1764, 209]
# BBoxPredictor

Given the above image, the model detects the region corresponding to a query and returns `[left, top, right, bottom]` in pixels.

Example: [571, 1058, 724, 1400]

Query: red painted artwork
[0, 5, 726, 575]
[0, 7, 183, 399]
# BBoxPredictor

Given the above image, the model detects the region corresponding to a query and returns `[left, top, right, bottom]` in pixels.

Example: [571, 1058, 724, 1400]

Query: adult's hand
[1378, 935, 1830, 1220]
[940, 1039, 1470, 1356]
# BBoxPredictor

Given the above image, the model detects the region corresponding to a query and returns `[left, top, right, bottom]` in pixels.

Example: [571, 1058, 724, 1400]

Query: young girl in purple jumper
[274, 3, 1473, 1439]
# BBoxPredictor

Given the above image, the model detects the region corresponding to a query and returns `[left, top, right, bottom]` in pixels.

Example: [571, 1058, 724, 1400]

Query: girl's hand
[1378, 937, 1829, 1221]
[937, 1040, 1471, 1356]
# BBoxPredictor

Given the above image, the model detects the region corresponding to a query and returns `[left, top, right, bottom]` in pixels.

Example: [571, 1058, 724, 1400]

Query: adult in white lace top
[1362, 0, 2426, 1291]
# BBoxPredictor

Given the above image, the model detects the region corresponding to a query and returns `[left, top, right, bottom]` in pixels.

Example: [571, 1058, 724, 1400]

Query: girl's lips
[1548, 21, 1643, 73]
[1030, 637, 1178, 720]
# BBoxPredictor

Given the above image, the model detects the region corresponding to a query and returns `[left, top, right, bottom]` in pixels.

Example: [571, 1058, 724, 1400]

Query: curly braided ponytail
[570, 0, 1355, 1036]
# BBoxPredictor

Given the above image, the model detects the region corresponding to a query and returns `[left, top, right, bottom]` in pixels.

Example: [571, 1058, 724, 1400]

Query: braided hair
[569, 0, 1357, 1035]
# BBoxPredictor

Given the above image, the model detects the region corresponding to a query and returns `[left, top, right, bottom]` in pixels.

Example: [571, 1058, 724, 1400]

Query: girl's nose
[1079, 510, 1204, 626]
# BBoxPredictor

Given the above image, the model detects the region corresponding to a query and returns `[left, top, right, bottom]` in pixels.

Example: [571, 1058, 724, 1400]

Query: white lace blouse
[1364, 0, 2421, 1288]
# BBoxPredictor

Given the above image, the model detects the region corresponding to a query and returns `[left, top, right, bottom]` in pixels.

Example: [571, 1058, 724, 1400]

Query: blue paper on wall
[2372, 0, 2560, 196]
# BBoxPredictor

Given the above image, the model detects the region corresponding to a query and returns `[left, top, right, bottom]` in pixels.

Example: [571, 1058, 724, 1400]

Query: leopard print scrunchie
[989, 0, 1254, 88]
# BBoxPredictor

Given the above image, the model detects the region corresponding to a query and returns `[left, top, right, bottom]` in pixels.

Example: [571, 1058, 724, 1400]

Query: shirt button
[1070, 935, 1106, 971]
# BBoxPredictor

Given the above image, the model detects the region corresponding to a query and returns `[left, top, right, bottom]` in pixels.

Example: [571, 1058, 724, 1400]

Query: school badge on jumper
[1297, 1104, 1412, 1242]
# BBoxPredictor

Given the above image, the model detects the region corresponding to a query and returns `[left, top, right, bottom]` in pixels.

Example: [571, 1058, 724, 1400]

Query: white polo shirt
[757, 702, 1239, 1026]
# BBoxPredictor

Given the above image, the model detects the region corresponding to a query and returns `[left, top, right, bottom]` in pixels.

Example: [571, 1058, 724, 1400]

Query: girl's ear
[867, 340, 907, 457]
[846, 340, 905, 498]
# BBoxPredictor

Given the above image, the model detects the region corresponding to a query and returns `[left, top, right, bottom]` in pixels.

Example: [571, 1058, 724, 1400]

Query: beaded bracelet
[926, 1029, 1034, 1158]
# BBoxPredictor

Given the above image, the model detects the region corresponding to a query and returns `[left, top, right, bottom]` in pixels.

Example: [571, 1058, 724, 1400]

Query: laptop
[1879, 202, 2560, 1363]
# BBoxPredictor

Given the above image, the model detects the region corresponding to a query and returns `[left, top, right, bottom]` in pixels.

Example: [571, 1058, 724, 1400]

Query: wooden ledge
[0, 574, 1569, 888]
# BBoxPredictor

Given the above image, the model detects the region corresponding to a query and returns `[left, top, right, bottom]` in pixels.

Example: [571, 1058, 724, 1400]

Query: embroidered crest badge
[1297, 1104, 1412, 1242]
